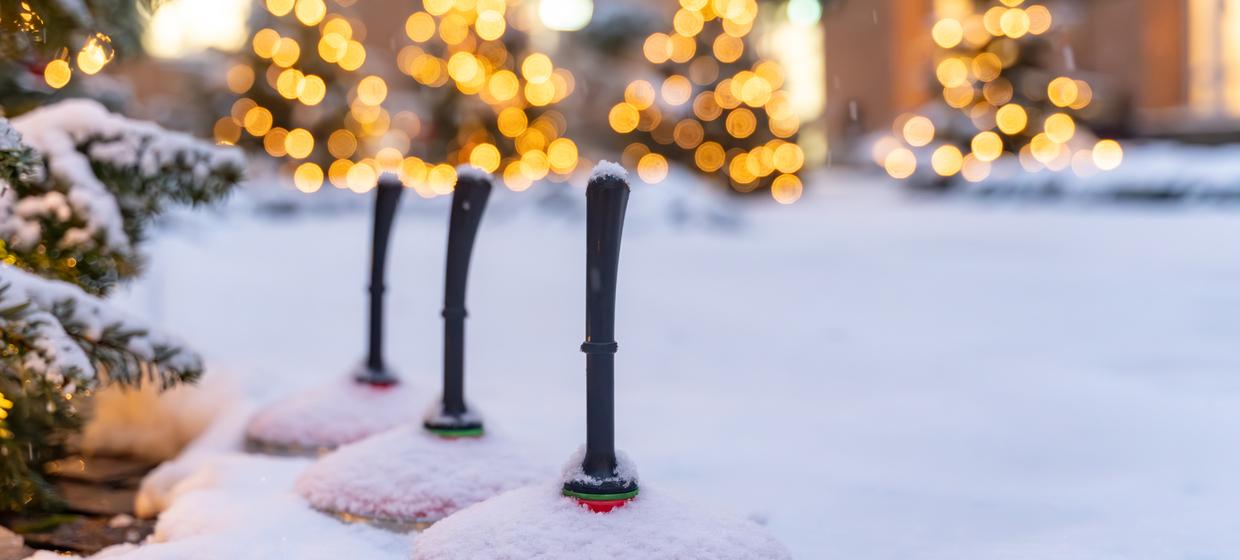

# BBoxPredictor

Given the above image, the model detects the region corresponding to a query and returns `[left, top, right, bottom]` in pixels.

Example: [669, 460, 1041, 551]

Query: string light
[882, 1, 1122, 181]
[222, 0, 584, 194]
[611, 0, 807, 202]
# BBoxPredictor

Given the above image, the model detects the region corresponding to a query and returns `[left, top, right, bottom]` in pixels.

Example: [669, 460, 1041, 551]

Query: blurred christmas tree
[218, 0, 584, 195]
[877, 0, 1124, 185]
[601, 0, 808, 204]
[0, 0, 154, 112]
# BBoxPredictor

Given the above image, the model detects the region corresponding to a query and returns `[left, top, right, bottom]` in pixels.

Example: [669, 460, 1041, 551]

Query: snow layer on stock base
[296, 424, 547, 523]
[411, 483, 792, 560]
[560, 445, 639, 487]
[244, 376, 424, 450]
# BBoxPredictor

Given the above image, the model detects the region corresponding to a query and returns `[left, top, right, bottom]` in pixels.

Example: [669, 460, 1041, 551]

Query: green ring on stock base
[561, 488, 641, 502]
[424, 425, 485, 438]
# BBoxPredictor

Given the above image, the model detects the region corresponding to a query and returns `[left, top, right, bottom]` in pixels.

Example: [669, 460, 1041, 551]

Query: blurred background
[3, 1, 1240, 558]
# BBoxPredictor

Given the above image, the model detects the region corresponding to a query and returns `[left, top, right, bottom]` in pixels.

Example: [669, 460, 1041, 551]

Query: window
[1189, 0, 1240, 116]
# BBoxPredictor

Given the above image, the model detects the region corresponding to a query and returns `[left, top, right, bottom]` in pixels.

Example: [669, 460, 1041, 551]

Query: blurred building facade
[823, 0, 1240, 159]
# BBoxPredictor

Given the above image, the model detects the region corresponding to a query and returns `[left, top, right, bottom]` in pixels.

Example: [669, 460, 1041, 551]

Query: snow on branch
[1, 100, 243, 293]
[0, 263, 202, 388]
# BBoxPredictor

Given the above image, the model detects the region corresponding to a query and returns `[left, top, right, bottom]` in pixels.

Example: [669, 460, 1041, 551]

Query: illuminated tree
[0, 102, 241, 511]
[877, 0, 1124, 185]
[0, 0, 148, 111]
[603, 0, 808, 204]
[219, 0, 584, 195]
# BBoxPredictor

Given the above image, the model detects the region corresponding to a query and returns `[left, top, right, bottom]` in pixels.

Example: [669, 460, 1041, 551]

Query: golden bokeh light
[498, 106, 529, 137]
[346, 162, 378, 192]
[243, 106, 274, 136]
[521, 53, 553, 84]
[1092, 139, 1123, 171]
[693, 92, 723, 121]
[673, 119, 705, 149]
[1047, 76, 1079, 108]
[725, 108, 757, 138]
[609, 103, 641, 134]
[932, 145, 964, 176]
[284, 128, 315, 159]
[884, 148, 917, 179]
[76, 33, 114, 75]
[932, 18, 964, 48]
[971, 53, 1002, 82]
[1030, 132, 1061, 163]
[327, 130, 358, 159]
[213, 117, 241, 145]
[226, 65, 255, 94]
[405, 12, 435, 42]
[960, 154, 991, 182]
[294, 162, 324, 193]
[772, 143, 804, 173]
[475, 10, 506, 41]
[999, 8, 1030, 38]
[267, 0, 294, 16]
[295, 0, 326, 26]
[1043, 113, 1076, 143]
[770, 174, 802, 204]
[713, 34, 744, 63]
[637, 152, 669, 184]
[936, 58, 969, 88]
[1027, 4, 1052, 34]
[971, 131, 1003, 162]
[44, 59, 71, 89]
[547, 138, 579, 174]
[695, 142, 726, 172]
[661, 75, 693, 106]
[995, 103, 1027, 134]
[902, 115, 936, 147]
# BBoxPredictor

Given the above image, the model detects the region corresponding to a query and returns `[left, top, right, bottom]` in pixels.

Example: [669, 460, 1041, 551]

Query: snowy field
[98, 169, 1240, 559]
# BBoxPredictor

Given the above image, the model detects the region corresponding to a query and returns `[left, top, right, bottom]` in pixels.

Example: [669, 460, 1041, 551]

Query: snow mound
[91, 454, 412, 559]
[589, 161, 628, 183]
[244, 376, 423, 453]
[296, 424, 547, 524]
[411, 483, 792, 560]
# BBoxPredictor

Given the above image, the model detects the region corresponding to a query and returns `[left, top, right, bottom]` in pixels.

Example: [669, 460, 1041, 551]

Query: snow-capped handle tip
[589, 161, 629, 187]
[455, 164, 493, 184]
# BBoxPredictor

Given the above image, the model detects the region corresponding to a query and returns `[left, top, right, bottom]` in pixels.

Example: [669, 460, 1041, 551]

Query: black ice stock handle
[443, 170, 493, 314]
[362, 175, 404, 382]
[582, 169, 630, 353]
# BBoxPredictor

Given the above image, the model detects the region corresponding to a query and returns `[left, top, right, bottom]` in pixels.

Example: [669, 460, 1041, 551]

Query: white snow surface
[89, 168, 1240, 559]
[589, 160, 628, 183]
[80, 454, 412, 559]
[296, 424, 548, 522]
[410, 483, 791, 560]
[244, 375, 425, 450]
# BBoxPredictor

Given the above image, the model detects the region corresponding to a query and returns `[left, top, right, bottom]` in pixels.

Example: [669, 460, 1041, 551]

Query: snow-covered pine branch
[0, 99, 244, 294]
[0, 263, 202, 389]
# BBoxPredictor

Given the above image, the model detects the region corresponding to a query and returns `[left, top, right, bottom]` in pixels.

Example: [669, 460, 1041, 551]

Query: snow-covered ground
[97, 169, 1240, 559]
